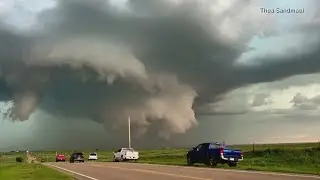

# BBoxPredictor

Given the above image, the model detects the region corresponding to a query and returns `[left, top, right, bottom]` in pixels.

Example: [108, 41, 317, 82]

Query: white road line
[88, 164, 212, 180]
[46, 163, 99, 180]
[105, 162, 320, 179]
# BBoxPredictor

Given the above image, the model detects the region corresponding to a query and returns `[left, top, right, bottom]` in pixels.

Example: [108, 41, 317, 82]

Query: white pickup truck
[113, 148, 139, 162]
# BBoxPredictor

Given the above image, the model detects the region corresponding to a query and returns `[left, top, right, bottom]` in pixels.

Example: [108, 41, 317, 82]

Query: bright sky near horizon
[0, 0, 319, 150]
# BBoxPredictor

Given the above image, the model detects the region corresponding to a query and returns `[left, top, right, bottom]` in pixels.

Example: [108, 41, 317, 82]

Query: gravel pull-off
[27, 152, 39, 163]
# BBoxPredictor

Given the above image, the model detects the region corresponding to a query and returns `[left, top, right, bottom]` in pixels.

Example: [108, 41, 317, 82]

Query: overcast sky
[0, 0, 319, 151]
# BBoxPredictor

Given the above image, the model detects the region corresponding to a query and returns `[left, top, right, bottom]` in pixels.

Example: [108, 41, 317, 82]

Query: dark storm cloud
[0, 0, 320, 139]
[236, 47, 320, 85]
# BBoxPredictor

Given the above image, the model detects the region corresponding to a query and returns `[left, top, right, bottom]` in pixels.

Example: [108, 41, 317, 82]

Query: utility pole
[252, 142, 255, 152]
[128, 116, 131, 148]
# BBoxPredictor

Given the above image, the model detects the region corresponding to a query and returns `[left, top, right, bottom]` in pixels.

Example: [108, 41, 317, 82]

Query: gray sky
[0, 0, 320, 150]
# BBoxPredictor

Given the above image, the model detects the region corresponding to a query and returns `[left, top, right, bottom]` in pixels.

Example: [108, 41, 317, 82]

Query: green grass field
[1, 142, 320, 176]
[0, 163, 72, 180]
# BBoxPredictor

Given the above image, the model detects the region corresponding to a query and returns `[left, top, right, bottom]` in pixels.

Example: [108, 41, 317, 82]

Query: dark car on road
[70, 152, 85, 163]
[187, 142, 243, 167]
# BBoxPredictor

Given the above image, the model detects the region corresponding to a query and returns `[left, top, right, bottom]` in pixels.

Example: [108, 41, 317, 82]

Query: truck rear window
[123, 148, 134, 152]
[209, 144, 219, 149]
[209, 143, 226, 149]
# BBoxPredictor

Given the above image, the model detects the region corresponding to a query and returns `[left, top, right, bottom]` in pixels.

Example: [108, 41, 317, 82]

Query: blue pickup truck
[186, 142, 243, 167]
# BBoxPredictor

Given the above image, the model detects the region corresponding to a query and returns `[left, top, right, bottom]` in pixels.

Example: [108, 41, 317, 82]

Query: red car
[56, 154, 66, 162]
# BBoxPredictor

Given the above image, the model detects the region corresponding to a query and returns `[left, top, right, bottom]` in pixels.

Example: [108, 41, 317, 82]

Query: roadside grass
[0, 152, 26, 163]
[134, 145, 320, 175]
[5, 142, 319, 176]
[0, 163, 72, 180]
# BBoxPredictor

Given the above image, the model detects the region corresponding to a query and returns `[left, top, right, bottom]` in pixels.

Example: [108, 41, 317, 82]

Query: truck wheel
[208, 157, 217, 167]
[228, 162, 237, 167]
[187, 156, 194, 165]
[120, 155, 124, 162]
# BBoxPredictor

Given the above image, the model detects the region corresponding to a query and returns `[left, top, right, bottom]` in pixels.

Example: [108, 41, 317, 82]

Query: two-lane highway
[46, 162, 320, 180]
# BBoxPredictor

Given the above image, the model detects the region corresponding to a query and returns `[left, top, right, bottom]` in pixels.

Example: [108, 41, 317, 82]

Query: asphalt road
[46, 162, 320, 180]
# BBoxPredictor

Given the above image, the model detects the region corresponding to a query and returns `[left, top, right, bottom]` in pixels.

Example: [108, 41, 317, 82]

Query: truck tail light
[220, 148, 224, 154]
